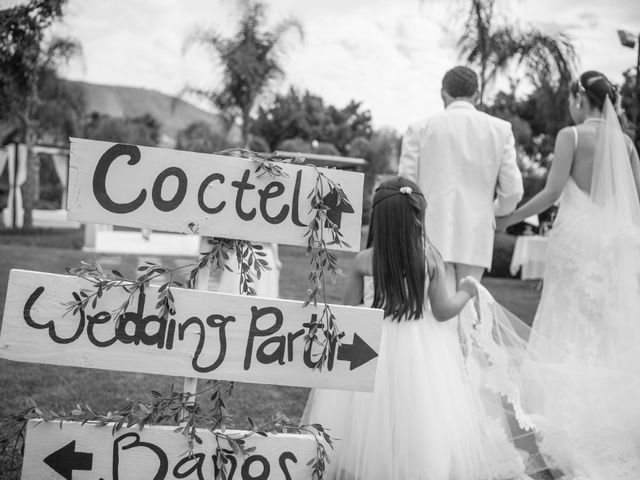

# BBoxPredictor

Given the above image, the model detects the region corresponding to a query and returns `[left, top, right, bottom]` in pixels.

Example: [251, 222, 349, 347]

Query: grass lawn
[0, 228, 542, 478]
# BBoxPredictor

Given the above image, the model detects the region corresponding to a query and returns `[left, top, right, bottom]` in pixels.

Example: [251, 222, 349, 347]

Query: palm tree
[457, 0, 578, 104]
[183, 0, 303, 147]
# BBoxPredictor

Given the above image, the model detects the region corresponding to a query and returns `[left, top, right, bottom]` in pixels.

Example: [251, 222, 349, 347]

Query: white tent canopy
[0, 143, 75, 229]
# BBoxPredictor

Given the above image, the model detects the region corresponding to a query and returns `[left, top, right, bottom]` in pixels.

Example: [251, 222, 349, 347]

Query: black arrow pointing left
[44, 440, 93, 480]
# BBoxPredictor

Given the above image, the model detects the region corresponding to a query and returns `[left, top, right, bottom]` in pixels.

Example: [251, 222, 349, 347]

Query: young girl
[302, 176, 528, 480]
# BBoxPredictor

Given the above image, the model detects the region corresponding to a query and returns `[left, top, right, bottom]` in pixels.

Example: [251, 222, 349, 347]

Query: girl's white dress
[302, 276, 529, 480]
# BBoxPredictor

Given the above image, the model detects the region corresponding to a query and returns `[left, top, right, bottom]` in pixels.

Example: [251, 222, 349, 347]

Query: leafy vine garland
[0, 383, 333, 480]
[1, 148, 354, 479]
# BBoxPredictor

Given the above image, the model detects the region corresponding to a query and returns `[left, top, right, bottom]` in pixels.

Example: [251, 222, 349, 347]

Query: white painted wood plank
[92, 231, 201, 256]
[22, 419, 319, 480]
[67, 138, 363, 251]
[1, 270, 383, 391]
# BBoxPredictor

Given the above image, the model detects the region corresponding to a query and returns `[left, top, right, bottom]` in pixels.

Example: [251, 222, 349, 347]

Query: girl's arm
[496, 126, 575, 231]
[427, 248, 477, 321]
[343, 250, 368, 306]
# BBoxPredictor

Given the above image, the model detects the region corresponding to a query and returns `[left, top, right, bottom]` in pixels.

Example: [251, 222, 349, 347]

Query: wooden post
[181, 236, 211, 416]
[11, 143, 17, 228]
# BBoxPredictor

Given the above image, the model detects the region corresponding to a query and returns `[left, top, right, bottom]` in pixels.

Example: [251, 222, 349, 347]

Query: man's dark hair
[442, 66, 478, 98]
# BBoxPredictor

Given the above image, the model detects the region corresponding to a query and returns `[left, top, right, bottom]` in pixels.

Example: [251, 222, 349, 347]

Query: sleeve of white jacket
[397, 124, 419, 182]
[494, 129, 524, 216]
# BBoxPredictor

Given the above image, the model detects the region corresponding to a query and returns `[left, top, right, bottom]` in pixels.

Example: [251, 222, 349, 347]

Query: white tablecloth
[509, 235, 549, 280]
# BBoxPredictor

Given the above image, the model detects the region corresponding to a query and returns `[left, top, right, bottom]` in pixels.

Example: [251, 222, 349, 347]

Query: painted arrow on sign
[43, 440, 93, 480]
[322, 188, 355, 229]
[337, 333, 379, 370]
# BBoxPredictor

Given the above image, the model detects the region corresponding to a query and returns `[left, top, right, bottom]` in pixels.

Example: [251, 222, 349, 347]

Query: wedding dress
[519, 99, 640, 479]
[302, 274, 531, 480]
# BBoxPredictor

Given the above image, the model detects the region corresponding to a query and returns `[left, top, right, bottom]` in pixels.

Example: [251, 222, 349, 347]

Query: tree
[252, 87, 307, 151]
[348, 128, 400, 224]
[34, 70, 85, 146]
[252, 88, 373, 154]
[619, 67, 639, 146]
[83, 113, 161, 147]
[276, 137, 312, 153]
[183, 0, 303, 147]
[176, 121, 229, 153]
[457, 0, 577, 105]
[0, 0, 81, 227]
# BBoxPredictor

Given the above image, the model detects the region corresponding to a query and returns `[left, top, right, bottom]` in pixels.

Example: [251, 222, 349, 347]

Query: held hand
[495, 215, 512, 233]
[458, 276, 478, 298]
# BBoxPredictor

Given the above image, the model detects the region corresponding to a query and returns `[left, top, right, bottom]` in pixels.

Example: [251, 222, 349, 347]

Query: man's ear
[441, 89, 450, 105]
[471, 91, 480, 104]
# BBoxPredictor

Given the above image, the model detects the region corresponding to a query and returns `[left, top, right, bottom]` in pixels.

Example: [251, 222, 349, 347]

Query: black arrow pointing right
[44, 440, 93, 480]
[337, 333, 378, 370]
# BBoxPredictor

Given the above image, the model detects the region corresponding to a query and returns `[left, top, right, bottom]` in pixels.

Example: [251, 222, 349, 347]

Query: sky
[48, 0, 640, 132]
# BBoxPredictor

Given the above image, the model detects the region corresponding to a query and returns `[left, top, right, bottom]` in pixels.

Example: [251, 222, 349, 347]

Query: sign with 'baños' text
[67, 138, 363, 251]
[0, 270, 382, 392]
[21, 420, 317, 480]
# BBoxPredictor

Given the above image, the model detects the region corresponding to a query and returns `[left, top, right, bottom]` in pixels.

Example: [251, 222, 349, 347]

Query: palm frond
[42, 36, 82, 65]
[267, 17, 304, 47]
[183, 28, 230, 57]
[456, 0, 578, 99]
[514, 29, 578, 87]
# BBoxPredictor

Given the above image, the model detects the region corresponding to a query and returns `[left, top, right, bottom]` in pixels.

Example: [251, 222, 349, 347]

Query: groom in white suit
[398, 66, 523, 288]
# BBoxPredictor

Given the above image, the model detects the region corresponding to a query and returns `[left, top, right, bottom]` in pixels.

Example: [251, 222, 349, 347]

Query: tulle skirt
[302, 308, 527, 480]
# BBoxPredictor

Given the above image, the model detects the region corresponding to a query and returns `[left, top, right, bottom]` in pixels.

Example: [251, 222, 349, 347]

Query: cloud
[57, 0, 640, 130]
[578, 11, 600, 29]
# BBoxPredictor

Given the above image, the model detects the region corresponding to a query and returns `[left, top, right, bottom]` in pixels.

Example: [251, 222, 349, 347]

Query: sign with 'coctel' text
[67, 138, 363, 251]
[0, 269, 382, 391]
[21, 420, 317, 480]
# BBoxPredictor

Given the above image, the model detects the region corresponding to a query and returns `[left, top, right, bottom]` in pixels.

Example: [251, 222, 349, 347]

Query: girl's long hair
[367, 177, 427, 321]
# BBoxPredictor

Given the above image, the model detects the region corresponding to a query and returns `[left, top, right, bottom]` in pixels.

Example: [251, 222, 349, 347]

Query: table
[509, 235, 549, 280]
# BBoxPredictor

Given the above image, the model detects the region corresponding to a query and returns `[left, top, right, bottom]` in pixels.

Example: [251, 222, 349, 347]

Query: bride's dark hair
[571, 70, 616, 111]
[366, 176, 427, 321]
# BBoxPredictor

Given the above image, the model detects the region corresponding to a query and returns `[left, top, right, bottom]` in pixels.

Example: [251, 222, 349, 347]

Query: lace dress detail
[522, 178, 640, 479]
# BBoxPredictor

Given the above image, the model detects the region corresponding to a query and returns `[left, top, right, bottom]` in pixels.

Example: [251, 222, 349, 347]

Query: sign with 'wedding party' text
[0, 269, 382, 392]
[67, 138, 363, 251]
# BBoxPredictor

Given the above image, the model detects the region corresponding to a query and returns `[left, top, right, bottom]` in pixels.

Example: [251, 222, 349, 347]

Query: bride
[497, 71, 640, 479]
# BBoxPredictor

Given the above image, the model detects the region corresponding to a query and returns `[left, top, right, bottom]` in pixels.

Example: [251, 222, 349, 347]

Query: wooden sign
[22, 419, 317, 480]
[67, 138, 363, 251]
[0, 269, 383, 391]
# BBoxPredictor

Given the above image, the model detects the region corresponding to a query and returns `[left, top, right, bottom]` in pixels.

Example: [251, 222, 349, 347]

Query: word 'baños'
[43, 432, 300, 480]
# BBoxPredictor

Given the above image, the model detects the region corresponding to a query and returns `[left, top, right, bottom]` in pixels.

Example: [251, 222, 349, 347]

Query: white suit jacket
[398, 101, 523, 269]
